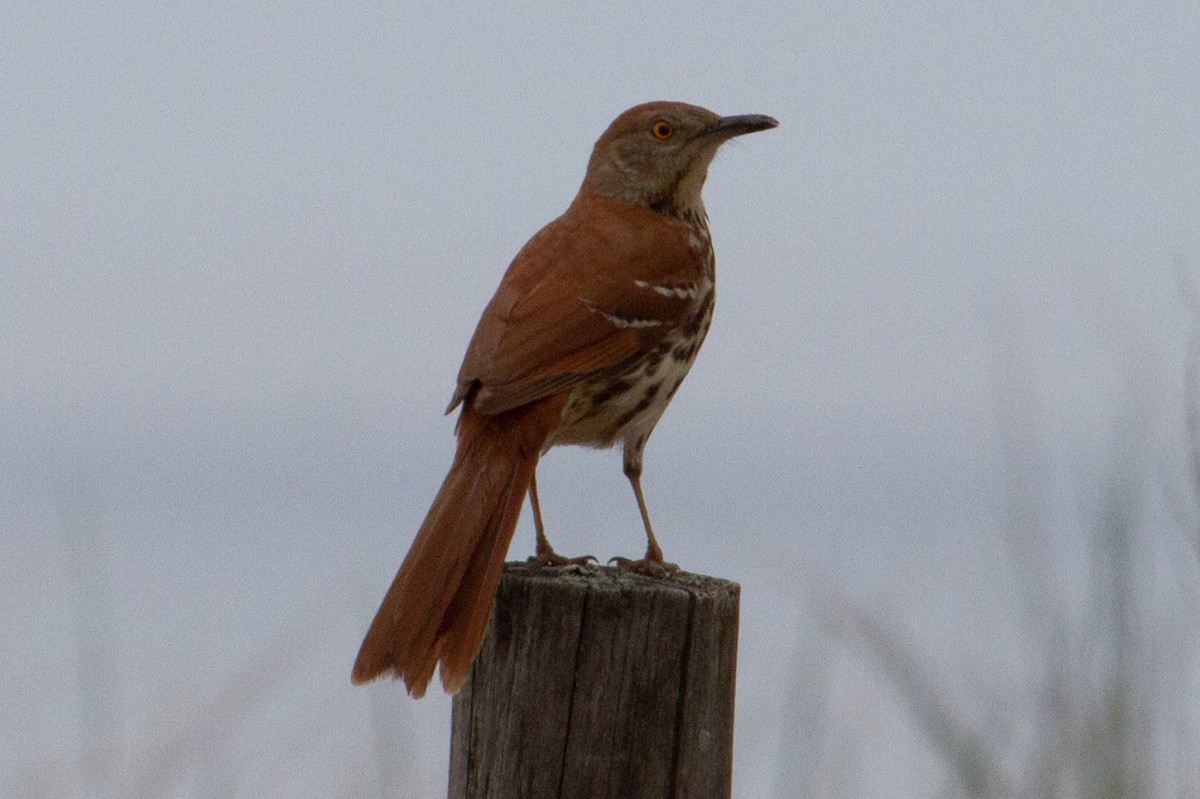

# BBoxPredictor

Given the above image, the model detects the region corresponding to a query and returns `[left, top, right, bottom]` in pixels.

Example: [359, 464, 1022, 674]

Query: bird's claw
[608, 555, 680, 577]
[528, 551, 598, 568]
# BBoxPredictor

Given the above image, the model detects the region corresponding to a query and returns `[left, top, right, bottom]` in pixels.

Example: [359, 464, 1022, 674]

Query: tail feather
[351, 395, 565, 696]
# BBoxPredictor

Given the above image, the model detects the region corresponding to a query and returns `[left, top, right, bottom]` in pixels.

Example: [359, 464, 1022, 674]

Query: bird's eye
[651, 121, 674, 140]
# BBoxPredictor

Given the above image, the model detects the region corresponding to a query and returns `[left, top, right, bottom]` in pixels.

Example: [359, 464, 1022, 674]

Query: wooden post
[448, 562, 740, 799]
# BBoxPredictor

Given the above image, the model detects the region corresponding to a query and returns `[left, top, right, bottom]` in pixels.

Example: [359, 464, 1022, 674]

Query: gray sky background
[4, 2, 1200, 797]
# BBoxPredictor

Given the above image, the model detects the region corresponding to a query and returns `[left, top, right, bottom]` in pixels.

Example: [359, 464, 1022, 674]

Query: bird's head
[582, 101, 777, 218]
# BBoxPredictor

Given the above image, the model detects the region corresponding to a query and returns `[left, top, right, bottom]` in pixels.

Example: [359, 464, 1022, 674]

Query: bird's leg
[611, 442, 679, 576]
[526, 469, 595, 567]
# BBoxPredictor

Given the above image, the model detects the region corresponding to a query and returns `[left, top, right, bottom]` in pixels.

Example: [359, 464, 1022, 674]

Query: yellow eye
[651, 120, 674, 140]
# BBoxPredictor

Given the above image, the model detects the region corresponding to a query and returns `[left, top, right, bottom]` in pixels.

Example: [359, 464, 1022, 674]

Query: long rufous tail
[351, 395, 565, 696]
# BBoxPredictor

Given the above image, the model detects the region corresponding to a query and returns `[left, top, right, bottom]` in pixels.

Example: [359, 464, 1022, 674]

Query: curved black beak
[707, 113, 779, 139]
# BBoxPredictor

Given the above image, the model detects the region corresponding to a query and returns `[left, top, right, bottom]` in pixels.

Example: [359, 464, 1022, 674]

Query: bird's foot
[609, 555, 680, 577]
[528, 549, 597, 568]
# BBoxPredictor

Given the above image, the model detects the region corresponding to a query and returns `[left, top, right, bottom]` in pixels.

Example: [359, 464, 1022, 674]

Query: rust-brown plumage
[352, 101, 776, 696]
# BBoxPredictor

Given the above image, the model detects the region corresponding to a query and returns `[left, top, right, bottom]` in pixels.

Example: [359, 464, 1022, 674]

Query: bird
[352, 101, 777, 696]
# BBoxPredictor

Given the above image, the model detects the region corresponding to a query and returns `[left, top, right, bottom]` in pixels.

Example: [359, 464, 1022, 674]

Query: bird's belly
[547, 317, 712, 451]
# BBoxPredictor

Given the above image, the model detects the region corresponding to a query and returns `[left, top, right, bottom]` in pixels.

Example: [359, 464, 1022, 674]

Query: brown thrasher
[352, 101, 776, 696]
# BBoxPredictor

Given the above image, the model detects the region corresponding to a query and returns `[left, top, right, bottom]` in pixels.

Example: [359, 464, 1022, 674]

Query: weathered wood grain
[449, 562, 740, 799]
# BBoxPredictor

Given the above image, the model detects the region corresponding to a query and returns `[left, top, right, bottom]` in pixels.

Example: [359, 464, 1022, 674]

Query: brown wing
[448, 193, 710, 416]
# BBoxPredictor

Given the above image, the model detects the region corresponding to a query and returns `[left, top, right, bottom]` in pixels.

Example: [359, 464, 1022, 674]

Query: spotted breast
[548, 209, 716, 482]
